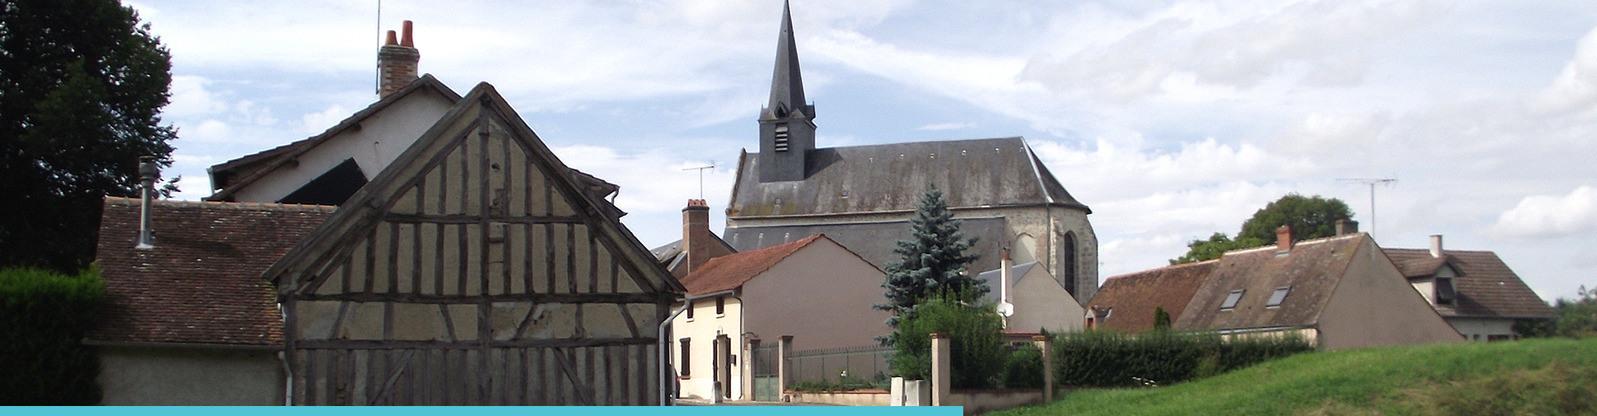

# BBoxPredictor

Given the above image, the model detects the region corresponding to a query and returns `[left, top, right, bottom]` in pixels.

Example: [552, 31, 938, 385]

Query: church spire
[757, 0, 816, 182]
[766, 0, 810, 119]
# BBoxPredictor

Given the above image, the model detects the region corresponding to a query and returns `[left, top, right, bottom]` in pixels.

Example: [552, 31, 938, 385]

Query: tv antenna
[1337, 178, 1396, 235]
[683, 163, 715, 199]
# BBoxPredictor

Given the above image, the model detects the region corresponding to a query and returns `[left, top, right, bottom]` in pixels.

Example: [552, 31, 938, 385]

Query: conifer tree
[876, 183, 986, 330]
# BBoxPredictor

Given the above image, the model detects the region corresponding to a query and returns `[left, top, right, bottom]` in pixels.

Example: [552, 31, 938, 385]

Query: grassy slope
[992, 337, 1597, 416]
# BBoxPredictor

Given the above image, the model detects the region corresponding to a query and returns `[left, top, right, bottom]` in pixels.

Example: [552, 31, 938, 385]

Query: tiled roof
[1084, 260, 1215, 333]
[87, 197, 334, 346]
[728, 137, 1089, 218]
[1384, 248, 1555, 319]
[1175, 234, 1365, 332]
[678, 234, 826, 295]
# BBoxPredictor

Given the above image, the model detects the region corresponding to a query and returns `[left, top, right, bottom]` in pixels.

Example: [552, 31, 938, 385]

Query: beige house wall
[672, 295, 744, 400]
[98, 345, 283, 405]
[1448, 317, 1516, 341]
[232, 90, 455, 202]
[1006, 265, 1084, 333]
[1317, 240, 1463, 350]
[742, 239, 890, 352]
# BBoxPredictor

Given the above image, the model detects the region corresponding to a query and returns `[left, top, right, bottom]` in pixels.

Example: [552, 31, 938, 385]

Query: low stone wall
[783, 390, 890, 406]
[951, 389, 1046, 415]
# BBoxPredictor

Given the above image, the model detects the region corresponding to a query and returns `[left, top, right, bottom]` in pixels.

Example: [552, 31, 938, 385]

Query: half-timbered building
[261, 83, 682, 405]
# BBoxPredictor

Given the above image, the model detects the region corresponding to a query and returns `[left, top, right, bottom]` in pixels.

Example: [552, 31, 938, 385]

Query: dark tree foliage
[0, 0, 177, 272]
[1554, 285, 1597, 338]
[0, 267, 105, 404]
[888, 293, 1006, 389]
[876, 183, 986, 331]
[1171, 194, 1352, 264]
[1153, 306, 1172, 331]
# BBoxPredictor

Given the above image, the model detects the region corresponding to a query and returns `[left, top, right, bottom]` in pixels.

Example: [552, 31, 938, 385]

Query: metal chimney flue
[136, 156, 158, 250]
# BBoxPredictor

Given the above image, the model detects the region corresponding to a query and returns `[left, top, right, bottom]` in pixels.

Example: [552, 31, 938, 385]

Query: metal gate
[750, 344, 781, 401]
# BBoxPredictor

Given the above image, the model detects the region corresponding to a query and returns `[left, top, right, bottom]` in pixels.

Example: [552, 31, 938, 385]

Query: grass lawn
[990, 337, 1597, 416]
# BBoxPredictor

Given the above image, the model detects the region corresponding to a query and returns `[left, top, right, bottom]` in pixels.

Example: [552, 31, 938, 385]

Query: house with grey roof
[974, 251, 1085, 333]
[1385, 235, 1556, 341]
[723, 3, 1100, 305]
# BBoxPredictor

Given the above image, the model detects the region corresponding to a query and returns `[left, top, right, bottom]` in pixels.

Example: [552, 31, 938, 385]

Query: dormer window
[1221, 289, 1245, 310]
[1435, 277, 1456, 305]
[774, 123, 790, 152]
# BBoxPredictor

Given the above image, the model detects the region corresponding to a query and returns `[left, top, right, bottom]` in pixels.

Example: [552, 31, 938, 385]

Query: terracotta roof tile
[1384, 248, 1555, 319]
[678, 234, 825, 295]
[1085, 260, 1215, 332]
[87, 197, 334, 346]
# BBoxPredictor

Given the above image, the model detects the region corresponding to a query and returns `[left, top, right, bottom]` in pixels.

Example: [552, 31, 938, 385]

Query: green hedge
[1053, 330, 1313, 388]
[0, 267, 105, 405]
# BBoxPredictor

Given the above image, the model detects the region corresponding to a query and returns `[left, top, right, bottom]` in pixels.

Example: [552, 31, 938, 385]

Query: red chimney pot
[401, 20, 414, 47]
[385, 30, 398, 46]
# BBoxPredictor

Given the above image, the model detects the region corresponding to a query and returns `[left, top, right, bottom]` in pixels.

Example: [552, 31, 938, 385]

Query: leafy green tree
[888, 292, 1006, 388]
[0, 0, 177, 272]
[1171, 194, 1353, 264]
[877, 183, 986, 332]
[1169, 233, 1267, 265]
[1153, 306, 1172, 331]
[1555, 285, 1597, 337]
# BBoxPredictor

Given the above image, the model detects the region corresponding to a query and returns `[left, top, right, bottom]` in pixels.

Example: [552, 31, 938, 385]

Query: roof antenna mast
[683, 164, 715, 199]
[375, 0, 382, 94]
[1337, 178, 1396, 235]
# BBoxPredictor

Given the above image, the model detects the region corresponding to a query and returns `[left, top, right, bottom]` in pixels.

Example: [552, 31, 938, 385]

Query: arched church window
[1062, 231, 1078, 291]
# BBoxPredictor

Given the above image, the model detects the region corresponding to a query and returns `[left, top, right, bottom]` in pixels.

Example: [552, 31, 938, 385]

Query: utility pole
[683, 164, 715, 199]
[1337, 178, 1396, 235]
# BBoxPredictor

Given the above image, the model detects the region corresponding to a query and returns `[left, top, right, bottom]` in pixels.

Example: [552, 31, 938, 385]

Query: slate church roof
[87, 197, 334, 346]
[728, 137, 1089, 218]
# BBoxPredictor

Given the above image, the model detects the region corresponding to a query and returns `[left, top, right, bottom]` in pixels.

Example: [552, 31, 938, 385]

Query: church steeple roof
[765, 0, 811, 119]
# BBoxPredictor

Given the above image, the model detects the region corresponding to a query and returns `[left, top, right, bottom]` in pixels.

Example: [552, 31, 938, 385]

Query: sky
[127, 0, 1596, 302]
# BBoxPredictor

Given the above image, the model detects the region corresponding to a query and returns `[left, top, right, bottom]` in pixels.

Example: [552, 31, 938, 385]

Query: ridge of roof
[105, 196, 337, 213]
[679, 234, 827, 295]
[206, 75, 461, 200]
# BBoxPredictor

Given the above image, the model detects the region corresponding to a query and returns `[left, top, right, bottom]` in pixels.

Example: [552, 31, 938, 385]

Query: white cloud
[1490, 186, 1597, 238]
[300, 105, 350, 136]
[1530, 26, 1597, 116]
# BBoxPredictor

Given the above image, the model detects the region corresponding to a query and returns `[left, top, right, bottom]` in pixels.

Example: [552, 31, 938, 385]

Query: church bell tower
[758, 1, 816, 183]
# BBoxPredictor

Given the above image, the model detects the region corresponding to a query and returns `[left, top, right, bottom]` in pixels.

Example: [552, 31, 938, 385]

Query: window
[774, 123, 790, 152]
[1062, 231, 1078, 293]
[1221, 289, 1245, 310]
[1266, 286, 1291, 307]
[679, 338, 691, 377]
[686, 299, 694, 320]
[715, 296, 726, 316]
[1435, 277, 1456, 305]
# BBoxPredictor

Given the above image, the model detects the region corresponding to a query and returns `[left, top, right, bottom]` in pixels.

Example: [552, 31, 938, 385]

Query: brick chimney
[682, 199, 714, 273]
[1276, 225, 1293, 253]
[1335, 219, 1359, 236]
[378, 20, 420, 98]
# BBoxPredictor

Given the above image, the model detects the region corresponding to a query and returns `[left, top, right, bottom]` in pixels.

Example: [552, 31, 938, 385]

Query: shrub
[890, 293, 1006, 389]
[1053, 330, 1312, 388]
[0, 267, 106, 404]
[1002, 343, 1044, 389]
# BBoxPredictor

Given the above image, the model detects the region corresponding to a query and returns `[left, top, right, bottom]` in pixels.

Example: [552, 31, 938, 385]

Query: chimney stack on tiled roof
[683, 199, 714, 273]
[136, 156, 158, 250]
[1430, 234, 1443, 258]
[1335, 219, 1359, 236]
[1276, 225, 1293, 254]
[378, 20, 420, 98]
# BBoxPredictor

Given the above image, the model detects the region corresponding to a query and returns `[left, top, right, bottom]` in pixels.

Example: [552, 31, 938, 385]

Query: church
[722, 3, 1102, 304]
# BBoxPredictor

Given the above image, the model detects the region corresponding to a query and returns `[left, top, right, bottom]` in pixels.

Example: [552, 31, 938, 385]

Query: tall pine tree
[876, 183, 986, 330]
[0, 0, 177, 272]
